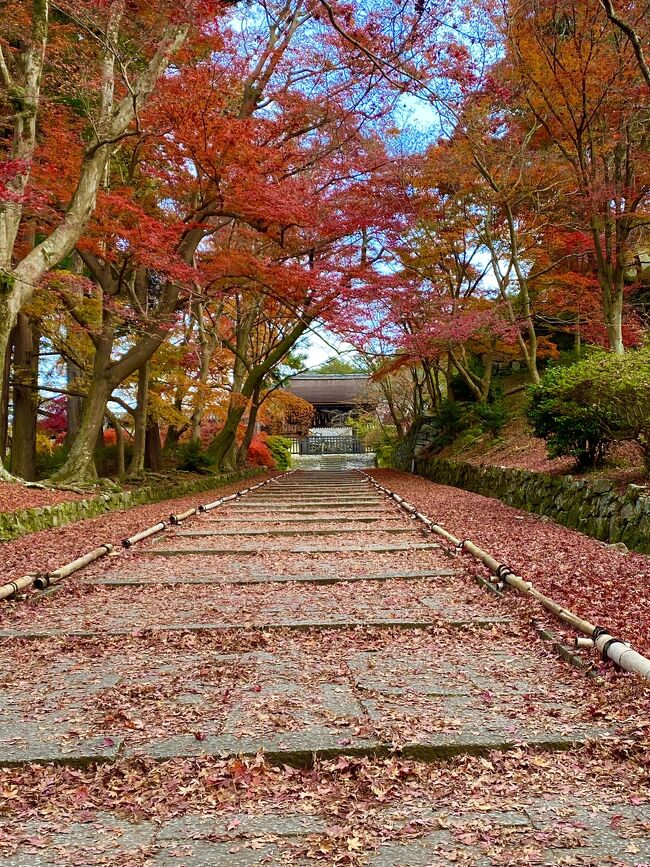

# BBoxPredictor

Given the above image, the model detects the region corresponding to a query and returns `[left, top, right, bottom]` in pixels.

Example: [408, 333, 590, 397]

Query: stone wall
[411, 457, 650, 554]
[0, 469, 264, 542]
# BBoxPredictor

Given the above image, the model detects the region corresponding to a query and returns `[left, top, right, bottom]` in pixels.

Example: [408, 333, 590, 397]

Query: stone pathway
[1, 470, 648, 865]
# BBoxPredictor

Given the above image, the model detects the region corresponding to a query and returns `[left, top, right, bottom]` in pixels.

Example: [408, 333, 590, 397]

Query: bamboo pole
[196, 470, 291, 512]
[169, 507, 197, 524]
[363, 473, 650, 683]
[122, 522, 166, 548]
[34, 545, 114, 589]
[3, 471, 293, 601]
[0, 573, 37, 600]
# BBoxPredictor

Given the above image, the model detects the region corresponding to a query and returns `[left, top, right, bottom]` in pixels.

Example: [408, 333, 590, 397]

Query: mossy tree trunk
[145, 418, 163, 471]
[10, 313, 39, 481]
[126, 361, 149, 480]
[236, 381, 262, 465]
[210, 317, 312, 471]
[0, 325, 14, 463]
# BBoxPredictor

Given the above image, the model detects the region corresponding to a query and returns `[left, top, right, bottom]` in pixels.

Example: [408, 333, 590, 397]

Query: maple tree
[0, 0, 235, 479]
[500, 0, 650, 353]
[0, 0, 648, 485]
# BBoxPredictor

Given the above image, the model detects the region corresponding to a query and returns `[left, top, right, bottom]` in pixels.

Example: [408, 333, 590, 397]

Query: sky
[303, 330, 356, 369]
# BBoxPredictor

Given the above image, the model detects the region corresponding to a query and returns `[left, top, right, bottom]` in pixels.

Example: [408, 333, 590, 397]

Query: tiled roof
[287, 374, 374, 405]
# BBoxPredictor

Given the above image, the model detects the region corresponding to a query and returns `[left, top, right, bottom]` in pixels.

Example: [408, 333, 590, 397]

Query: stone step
[127, 727, 601, 767]
[84, 569, 457, 587]
[145, 543, 440, 556]
[235, 499, 383, 507]
[273, 483, 371, 489]
[241, 491, 385, 503]
[224, 507, 389, 513]
[0, 615, 511, 640]
[173, 527, 415, 538]
[8, 799, 646, 867]
[201, 516, 398, 523]
[0, 725, 600, 770]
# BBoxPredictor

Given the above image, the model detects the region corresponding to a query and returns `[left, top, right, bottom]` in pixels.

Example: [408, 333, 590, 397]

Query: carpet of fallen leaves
[1, 573, 491, 633]
[1, 742, 649, 865]
[5, 620, 635, 756]
[369, 470, 650, 658]
[0, 471, 274, 583]
[0, 482, 84, 514]
[2, 470, 650, 866]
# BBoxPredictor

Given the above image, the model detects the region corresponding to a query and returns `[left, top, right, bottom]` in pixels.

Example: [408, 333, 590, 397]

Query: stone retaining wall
[410, 457, 650, 554]
[0, 469, 264, 542]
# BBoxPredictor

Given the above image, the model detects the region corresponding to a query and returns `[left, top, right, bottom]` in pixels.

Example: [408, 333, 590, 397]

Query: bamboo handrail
[364, 474, 650, 683]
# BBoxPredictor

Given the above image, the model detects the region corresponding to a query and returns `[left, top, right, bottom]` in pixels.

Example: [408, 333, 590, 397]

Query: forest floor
[437, 375, 647, 487]
[0, 483, 84, 514]
[0, 470, 235, 518]
[0, 471, 274, 586]
[0, 469, 649, 865]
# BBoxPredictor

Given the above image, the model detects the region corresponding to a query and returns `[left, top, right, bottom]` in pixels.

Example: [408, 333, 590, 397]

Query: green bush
[476, 401, 508, 436]
[266, 435, 292, 470]
[434, 399, 468, 443]
[176, 440, 212, 473]
[35, 444, 69, 479]
[375, 440, 395, 468]
[526, 347, 650, 471]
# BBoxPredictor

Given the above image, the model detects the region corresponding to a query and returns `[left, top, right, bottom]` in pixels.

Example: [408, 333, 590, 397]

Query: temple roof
[287, 374, 374, 406]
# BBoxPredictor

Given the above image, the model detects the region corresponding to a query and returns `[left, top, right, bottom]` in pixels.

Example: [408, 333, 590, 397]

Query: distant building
[287, 373, 376, 427]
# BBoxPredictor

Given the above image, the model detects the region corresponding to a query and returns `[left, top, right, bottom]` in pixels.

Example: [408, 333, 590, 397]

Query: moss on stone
[403, 447, 650, 554]
[0, 469, 264, 542]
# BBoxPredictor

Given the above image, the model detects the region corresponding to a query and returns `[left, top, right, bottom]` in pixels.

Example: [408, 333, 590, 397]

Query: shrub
[375, 440, 395, 468]
[526, 366, 612, 468]
[476, 401, 508, 436]
[35, 443, 69, 479]
[435, 399, 467, 441]
[176, 440, 212, 473]
[526, 347, 650, 470]
[247, 435, 276, 467]
[266, 435, 292, 470]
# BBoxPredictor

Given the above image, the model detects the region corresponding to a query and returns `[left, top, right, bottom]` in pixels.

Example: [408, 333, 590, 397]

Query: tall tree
[502, 0, 650, 352]
[0, 0, 217, 478]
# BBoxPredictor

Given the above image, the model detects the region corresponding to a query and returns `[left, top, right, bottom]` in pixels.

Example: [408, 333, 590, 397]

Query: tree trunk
[115, 419, 125, 478]
[237, 385, 262, 465]
[65, 255, 85, 447]
[603, 287, 624, 354]
[48, 334, 114, 485]
[164, 424, 185, 451]
[10, 314, 39, 481]
[145, 418, 163, 471]
[574, 316, 582, 358]
[127, 361, 149, 479]
[48, 375, 112, 484]
[190, 302, 218, 443]
[0, 288, 26, 479]
[65, 360, 84, 447]
[106, 410, 125, 478]
[0, 327, 14, 462]
[210, 398, 248, 471]
[210, 316, 312, 470]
